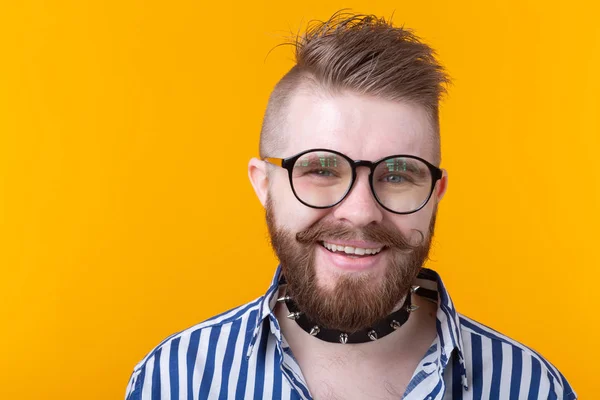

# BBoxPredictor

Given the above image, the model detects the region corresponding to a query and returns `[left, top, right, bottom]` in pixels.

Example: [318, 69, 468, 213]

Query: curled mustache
[295, 219, 425, 252]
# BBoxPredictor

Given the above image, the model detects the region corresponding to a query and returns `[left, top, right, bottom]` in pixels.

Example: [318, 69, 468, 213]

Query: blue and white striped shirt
[125, 267, 576, 399]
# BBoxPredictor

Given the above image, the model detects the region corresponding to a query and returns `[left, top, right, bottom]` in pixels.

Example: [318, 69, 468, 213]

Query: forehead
[282, 90, 435, 162]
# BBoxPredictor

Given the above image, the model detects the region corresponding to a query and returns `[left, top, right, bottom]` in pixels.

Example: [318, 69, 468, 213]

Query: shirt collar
[246, 266, 468, 389]
[427, 268, 469, 389]
[245, 267, 282, 358]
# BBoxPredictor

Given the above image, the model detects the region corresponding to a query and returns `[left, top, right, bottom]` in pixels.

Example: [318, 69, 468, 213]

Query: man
[125, 13, 576, 399]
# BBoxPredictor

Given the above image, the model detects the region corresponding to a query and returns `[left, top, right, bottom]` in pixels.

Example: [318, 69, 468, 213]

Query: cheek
[269, 179, 329, 231]
[281, 206, 329, 232]
[388, 205, 435, 236]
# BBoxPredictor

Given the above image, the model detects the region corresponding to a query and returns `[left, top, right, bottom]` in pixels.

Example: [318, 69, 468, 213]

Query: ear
[248, 157, 269, 207]
[435, 169, 448, 202]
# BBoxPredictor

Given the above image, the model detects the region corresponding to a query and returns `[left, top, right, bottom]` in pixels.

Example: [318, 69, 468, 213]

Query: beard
[266, 197, 437, 333]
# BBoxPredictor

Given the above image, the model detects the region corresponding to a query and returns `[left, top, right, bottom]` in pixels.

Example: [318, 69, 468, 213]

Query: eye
[381, 174, 410, 183]
[308, 169, 337, 177]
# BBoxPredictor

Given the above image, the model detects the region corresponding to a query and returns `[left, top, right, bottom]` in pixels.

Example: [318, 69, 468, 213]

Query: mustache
[295, 220, 424, 251]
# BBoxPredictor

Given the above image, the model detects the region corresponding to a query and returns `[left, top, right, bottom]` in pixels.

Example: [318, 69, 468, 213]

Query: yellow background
[0, 1, 597, 398]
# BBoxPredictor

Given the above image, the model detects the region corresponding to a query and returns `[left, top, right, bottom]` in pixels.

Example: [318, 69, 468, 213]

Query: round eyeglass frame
[264, 148, 443, 215]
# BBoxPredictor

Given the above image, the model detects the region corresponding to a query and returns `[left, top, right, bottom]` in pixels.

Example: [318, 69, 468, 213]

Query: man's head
[260, 13, 449, 165]
[249, 13, 449, 333]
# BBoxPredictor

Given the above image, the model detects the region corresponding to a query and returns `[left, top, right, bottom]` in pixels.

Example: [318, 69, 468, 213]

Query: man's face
[252, 91, 447, 332]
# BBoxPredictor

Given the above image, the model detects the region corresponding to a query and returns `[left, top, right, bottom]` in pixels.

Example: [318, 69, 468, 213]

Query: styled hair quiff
[259, 12, 450, 166]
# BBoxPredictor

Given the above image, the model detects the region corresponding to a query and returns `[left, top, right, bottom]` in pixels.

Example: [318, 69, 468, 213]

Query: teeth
[322, 242, 383, 255]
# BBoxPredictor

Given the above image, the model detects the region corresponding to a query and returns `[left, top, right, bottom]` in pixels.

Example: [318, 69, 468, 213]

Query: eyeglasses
[264, 149, 443, 215]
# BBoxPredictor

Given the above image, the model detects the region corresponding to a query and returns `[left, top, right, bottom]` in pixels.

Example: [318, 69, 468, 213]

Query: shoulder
[132, 296, 263, 371]
[124, 296, 264, 399]
[457, 313, 577, 399]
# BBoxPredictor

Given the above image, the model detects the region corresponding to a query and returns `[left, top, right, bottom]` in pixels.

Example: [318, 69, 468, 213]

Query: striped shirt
[125, 267, 576, 399]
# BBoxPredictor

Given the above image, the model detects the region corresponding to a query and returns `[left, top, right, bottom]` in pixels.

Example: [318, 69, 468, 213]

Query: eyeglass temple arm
[263, 157, 284, 167]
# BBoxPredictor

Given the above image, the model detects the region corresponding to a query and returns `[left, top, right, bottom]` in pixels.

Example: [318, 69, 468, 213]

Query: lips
[320, 241, 385, 257]
[317, 241, 386, 272]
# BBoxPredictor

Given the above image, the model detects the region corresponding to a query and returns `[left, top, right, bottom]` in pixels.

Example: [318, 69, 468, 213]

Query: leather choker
[277, 270, 438, 344]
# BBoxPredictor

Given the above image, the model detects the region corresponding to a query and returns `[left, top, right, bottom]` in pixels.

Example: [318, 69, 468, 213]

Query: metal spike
[339, 333, 348, 344]
[390, 320, 402, 330]
[410, 285, 421, 293]
[309, 326, 320, 336]
[367, 330, 378, 341]
[286, 312, 302, 320]
[406, 304, 420, 313]
[277, 295, 291, 303]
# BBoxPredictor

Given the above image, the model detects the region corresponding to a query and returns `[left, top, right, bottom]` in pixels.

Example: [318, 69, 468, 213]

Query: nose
[332, 168, 383, 226]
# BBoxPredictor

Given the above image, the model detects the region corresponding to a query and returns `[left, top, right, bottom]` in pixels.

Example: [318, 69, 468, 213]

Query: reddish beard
[266, 197, 436, 333]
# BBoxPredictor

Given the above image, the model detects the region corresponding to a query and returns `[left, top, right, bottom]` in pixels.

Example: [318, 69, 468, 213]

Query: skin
[248, 90, 449, 398]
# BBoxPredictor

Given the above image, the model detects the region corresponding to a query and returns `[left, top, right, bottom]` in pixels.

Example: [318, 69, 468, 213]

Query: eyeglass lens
[290, 150, 433, 213]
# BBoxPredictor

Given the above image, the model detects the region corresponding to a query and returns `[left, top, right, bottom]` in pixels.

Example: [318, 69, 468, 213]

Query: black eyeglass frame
[264, 148, 443, 215]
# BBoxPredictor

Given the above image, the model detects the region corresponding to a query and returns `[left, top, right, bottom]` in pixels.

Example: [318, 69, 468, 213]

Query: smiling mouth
[320, 241, 385, 257]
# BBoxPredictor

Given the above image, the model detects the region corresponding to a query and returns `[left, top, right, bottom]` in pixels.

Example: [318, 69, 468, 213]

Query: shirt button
[422, 363, 436, 374]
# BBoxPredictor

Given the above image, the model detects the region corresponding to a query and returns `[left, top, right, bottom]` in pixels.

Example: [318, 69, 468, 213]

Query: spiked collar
[277, 273, 437, 344]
